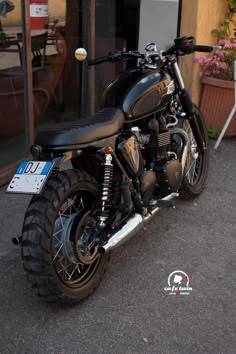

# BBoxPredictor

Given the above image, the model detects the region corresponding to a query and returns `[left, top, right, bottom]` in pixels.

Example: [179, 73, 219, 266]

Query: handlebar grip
[192, 45, 213, 53]
[87, 55, 110, 65]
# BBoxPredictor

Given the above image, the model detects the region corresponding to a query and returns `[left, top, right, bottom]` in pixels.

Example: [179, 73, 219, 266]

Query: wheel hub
[53, 213, 78, 263]
[190, 143, 199, 160]
[189, 130, 199, 160]
[53, 209, 100, 266]
[76, 243, 100, 265]
[74, 212, 100, 265]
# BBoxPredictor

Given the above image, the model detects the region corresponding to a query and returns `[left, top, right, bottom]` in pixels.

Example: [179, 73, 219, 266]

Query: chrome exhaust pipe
[181, 142, 189, 174]
[99, 213, 143, 253]
[99, 193, 178, 253]
[170, 128, 189, 173]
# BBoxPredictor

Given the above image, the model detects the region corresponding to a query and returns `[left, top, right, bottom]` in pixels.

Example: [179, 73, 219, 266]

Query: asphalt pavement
[0, 139, 235, 354]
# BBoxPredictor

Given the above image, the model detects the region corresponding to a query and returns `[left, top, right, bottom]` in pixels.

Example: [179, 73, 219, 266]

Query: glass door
[32, 0, 90, 128]
[0, 0, 141, 182]
[0, 0, 27, 171]
[32, 0, 141, 127]
[94, 0, 141, 109]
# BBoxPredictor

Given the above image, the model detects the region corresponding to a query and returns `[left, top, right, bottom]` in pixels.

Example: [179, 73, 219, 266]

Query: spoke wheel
[52, 194, 101, 288]
[182, 120, 202, 185]
[180, 105, 209, 199]
[21, 170, 110, 304]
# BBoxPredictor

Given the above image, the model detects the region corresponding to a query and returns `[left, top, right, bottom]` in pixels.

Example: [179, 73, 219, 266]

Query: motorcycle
[7, 36, 217, 304]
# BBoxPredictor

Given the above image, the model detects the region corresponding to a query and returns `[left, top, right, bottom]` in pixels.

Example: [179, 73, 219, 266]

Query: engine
[118, 105, 184, 204]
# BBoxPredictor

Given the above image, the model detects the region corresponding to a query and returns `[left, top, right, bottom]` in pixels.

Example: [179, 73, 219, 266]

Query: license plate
[7, 161, 54, 194]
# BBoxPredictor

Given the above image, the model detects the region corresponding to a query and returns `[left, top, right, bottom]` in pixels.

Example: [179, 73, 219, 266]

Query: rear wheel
[180, 105, 209, 199]
[21, 169, 109, 304]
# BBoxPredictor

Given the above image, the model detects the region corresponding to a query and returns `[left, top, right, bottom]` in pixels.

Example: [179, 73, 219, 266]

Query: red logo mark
[36, 7, 43, 14]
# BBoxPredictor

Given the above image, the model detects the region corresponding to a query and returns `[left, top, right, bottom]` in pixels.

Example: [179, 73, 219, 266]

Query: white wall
[138, 0, 180, 52]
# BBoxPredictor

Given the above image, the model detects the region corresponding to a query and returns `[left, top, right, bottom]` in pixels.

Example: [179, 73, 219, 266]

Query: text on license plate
[6, 161, 54, 194]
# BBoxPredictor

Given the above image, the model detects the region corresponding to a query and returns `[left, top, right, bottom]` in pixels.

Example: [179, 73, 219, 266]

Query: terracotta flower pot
[200, 76, 236, 137]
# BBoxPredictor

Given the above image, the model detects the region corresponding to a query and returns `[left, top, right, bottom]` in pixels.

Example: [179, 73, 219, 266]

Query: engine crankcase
[164, 160, 183, 192]
[141, 170, 157, 202]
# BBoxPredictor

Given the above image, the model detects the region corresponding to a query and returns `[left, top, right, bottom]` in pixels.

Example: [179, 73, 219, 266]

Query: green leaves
[211, 29, 228, 40]
[227, 0, 236, 11]
[211, 1, 236, 40]
[208, 127, 221, 139]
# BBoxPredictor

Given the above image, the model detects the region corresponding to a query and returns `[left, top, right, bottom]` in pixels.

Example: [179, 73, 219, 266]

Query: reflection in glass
[94, 0, 140, 109]
[34, 0, 141, 129]
[0, 0, 25, 169]
[0, 0, 141, 172]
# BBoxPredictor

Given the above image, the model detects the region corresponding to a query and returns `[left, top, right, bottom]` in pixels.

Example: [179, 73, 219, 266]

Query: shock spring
[99, 153, 113, 228]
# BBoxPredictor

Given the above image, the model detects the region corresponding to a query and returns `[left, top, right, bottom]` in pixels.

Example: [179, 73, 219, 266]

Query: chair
[0, 31, 48, 75]
[0, 73, 50, 136]
[0, 31, 49, 117]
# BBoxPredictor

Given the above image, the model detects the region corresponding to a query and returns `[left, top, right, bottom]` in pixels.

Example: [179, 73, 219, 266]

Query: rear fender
[72, 152, 104, 183]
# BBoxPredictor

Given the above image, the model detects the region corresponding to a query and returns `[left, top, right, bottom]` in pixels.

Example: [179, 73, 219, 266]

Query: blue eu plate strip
[41, 162, 53, 175]
[16, 161, 28, 175]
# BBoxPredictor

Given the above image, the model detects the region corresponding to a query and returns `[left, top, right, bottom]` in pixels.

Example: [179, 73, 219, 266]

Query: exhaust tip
[98, 247, 105, 254]
[12, 235, 22, 246]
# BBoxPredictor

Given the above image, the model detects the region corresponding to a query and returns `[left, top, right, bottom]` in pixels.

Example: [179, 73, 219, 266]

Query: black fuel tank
[102, 69, 175, 122]
[122, 71, 175, 121]
[101, 68, 143, 108]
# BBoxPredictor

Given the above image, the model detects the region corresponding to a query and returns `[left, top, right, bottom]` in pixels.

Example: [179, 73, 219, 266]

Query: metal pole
[214, 60, 236, 149]
[177, 0, 182, 37]
[21, 0, 34, 153]
[90, 0, 95, 114]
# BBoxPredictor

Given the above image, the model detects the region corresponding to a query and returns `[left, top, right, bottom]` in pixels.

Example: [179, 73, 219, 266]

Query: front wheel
[21, 169, 110, 304]
[180, 105, 209, 199]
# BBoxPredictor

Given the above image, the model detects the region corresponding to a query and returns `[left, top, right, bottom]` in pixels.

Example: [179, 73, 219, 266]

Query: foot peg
[149, 199, 175, 208]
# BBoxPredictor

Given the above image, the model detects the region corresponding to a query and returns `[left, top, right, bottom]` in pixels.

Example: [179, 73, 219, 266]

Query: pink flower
[219, 39, 227, 46]
[194, 37, 236, 81]
[215, 50, 225, 58]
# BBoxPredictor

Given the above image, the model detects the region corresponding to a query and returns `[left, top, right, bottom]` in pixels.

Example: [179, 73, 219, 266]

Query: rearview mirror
[74, 48, 87, 61]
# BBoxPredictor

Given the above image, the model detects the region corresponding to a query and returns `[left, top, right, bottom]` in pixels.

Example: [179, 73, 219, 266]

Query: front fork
[172, 62, 206, 152]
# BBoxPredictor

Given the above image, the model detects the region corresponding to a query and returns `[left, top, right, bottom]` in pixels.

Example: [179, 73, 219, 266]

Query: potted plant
[194, 0, 236, 137]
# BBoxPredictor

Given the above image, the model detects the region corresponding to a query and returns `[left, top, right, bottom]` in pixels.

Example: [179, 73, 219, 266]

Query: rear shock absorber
[99, 150, 113, 228]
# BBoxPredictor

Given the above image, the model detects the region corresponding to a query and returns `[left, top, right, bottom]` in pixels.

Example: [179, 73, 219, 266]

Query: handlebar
[162, 37, 217, 56]
[85, 36, 220, 66]
[88, 55, 112, 65]
[192, 45, 214, 53]
[87, 51, 144, 66]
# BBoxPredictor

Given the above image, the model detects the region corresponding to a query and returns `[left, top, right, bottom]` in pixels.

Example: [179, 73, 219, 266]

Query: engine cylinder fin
[158, 131, 171, 147]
